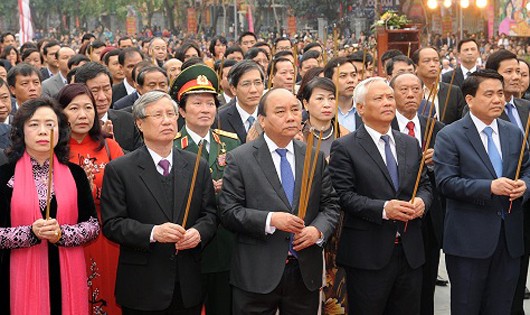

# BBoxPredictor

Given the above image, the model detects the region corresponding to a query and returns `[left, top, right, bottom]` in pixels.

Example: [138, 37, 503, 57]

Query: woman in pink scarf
[0, 98, 99, 315]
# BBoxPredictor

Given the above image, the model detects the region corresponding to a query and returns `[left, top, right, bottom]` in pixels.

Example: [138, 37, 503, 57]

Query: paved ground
[434, 254, 529, 314]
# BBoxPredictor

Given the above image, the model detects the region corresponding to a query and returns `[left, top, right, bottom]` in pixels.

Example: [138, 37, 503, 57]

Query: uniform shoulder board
[213, 129, 239, 140]
[174, 132, 182, 140]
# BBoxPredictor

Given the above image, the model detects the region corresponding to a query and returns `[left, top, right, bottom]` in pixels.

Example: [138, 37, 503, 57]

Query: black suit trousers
[345, 244, 423, 315]
[420, 216, 441, 315]
[232, 260, 319, 315]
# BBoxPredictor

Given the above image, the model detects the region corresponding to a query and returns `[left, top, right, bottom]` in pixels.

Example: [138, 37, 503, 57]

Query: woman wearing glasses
[56, 83, 124, 315]
[0, 98, 99, 314]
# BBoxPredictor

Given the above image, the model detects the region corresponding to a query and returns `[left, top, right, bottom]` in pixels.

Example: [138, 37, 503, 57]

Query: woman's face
[304, 87, 336, 124]
[520, 62, 530, 94]
[214, 40, 226, 58]
[64, 94, 95, 139]
[252, 52, 269, 72]
[25, 51, 42, 68]
[7, 49, 18, 65]
[184, 47, 199, 61]
[24, 106, 59, 159]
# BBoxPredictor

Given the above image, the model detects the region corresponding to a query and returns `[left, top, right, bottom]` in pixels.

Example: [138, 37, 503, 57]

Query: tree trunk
[163, 0, 175, 31]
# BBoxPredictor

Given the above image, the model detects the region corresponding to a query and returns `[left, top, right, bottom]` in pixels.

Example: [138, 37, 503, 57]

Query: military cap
[169, 64, 219, 102]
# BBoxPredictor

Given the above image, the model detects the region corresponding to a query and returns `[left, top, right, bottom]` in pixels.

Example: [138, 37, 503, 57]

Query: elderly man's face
[136, 97, 178, 145]
[357, 80, 396, 130]
[0, 84, 11, 122]
[259, 89, 302, 145]
[393, 74, 423, 118]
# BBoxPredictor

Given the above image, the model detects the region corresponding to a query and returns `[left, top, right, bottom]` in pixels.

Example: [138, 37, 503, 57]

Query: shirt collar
[235, 101, 257, 124]
[123, 78, 136, 95]
[147, 146, 173, 169]
[395, 111, 420, 132]
[460, 64, 477, 74]
[100, 112, 109, 123]
[338, 99, 356, 115]
[364, 124, 395, 146]
[469, 112, 499, 136]
[185, 126, 211, 151]
[59, 72, 67, 84]
[263, 133, 294, 155]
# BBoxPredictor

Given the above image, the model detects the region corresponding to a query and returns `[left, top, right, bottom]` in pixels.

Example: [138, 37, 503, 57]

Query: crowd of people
[1, 25, 530, 315]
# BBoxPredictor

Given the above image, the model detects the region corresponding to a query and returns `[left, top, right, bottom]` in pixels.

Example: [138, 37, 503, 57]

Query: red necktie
[406, 121, 415, 138]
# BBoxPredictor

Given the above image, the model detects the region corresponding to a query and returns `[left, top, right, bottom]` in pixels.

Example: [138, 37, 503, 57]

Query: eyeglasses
[143, 111, 177, 120]
[238, 80, 264, 90]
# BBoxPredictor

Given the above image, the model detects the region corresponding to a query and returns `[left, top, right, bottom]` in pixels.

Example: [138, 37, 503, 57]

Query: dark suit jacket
[107, 109, 142, 153]
[0, 124, 10, 150]
[391, 116, 446, 246]
[101, 146, 218, 310]
[441, 67, 465, 89]
[41, 73, 66, 98]
[114, 92, 139, 111]
[0, 149, 7, 165]
[434, 114, 530, 259]
[499, 97, 530, 131]
[219, 135, 340, 294]
[39, 67, 51, 81]
[216, 101, 250, 144]
[112, 82, 128, 105]
[329, 125, 433, 270]
[418, 82, 465, 125]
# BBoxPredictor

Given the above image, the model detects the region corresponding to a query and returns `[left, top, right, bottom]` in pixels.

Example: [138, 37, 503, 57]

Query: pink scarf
[10, 152, 88, 315]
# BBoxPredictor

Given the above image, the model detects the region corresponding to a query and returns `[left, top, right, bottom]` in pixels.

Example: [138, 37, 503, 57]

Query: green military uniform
[170, 64, 241, 315]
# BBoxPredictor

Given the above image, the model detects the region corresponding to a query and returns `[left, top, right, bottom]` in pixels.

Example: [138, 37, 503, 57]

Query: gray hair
[353, 77, 391, 105]
[132, 91, 178, 120]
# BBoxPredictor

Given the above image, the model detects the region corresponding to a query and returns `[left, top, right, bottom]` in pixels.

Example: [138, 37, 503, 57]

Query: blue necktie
[246, 116, 255, 132]
[381, 135, 399, 191]
[483, 127, 503, 178]
[276, 148, 297, 257]
[505, 103, 523, 132]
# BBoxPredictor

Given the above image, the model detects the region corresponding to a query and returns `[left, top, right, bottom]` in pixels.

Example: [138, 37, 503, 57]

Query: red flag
[247, 5, 254, 33]
[18, 0, 34, 44]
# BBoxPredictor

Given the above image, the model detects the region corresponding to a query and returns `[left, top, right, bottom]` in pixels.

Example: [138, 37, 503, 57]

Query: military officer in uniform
[170, 64, 240, 315]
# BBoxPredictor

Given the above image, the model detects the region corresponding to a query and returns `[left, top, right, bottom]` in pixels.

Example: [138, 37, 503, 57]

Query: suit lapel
[172, 149, 191, 224]
[357, 126, 396, 191]
[515, 98, 530, 130]
[292, 141, 305, 215]
[498, 121, 515, 177]
[137, 147, 173, 220]
[227, 106, 247, 143]
[208, 133, 219, 167]
[462, 115, 498, 178]
[394, 131, 407, 194]
[253, 136, 292, 210]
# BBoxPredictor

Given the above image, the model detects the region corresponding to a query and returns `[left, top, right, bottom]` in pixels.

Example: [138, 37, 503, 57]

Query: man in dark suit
[434, 70, 530, 315]
[101, 91, 218, 314]
[0, 148, 7, 165]
[442, 39, 480, 89]
[215, 59, 237, 109]
[40, 40, 60, 80]
[390, 73, 445, 315]
[115, 65, 168, 112]
[484, 49, 530, 314]
[75, 62, 143, 152]
[412, 47, 465, 124]
[219, 88, 340, 314]
[0, 78, 11, 149]
[112, 48, 143, 104]
[329, 77, 432, 315]
[216, 60, 264, 143]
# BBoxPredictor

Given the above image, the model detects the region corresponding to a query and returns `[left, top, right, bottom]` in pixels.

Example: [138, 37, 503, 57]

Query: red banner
[188, 8, 197, 34]
[126, 17, 137, 36]
[287, 16, 296, 37]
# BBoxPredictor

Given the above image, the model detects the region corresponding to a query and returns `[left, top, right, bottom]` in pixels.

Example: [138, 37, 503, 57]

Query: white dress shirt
[470, 112, 502, 159]
[235, 102, 258, 132]
[395, 111, 422, 145]
[124, 78, 136, 95]
[147, 147, 174, 242]
[185, 126, 211, 153]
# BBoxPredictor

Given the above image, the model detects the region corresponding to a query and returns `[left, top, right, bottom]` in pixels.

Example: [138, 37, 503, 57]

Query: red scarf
[10, 152, 88, 315]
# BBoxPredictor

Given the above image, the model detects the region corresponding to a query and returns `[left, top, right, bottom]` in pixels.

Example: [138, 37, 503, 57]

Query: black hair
[299, 50, 321, 68]
[19, 42, 37, 56]
[82, 33, 96, 42]
[136, 66, 167, 86]
[74, 62, 113, 85]
[303, 42, 322, 53]
[103, 49, 122, 66]
[0, 77, 6, 88]
[175, 41, 201, 62]
[132, 61, 154, 84]
[296, 67, 324, 101]
[457, 38, 479, 53]
[245, 47, 269, 60]
[323, 57, 355, 79]
[238, 32, 257, 45]
[381, 49, 404, 64]
[253, 42, 271, 54]
[266, 57, 293, 77]
[0, 46, 20, 62]
[348, 50, 373, 64]
[411, 46, 439, 65]
[117, 36, 133, 47]
[214, 59, 237, 72]
[67, 54, 91, 70]
[118, 47, 142, 66]
[66, 68, 77, 84]
[181, 57, 205, 71]
[485, 49, 518, 72]
[273, 50, 294, 60]
[386, 55, 415, 76]
[21, 48, 43, 64]
[0, 32, 15, 44]
[6, 97, 70, 164]
[461, 69, 504, 98]
[42, 40, 60, 56]
[209, 36, 228, 56]
[274, 37, 292, 48]
[228, 60, 264, 87]
[7, 63, 41, 87]
[299, 77, 336, 103]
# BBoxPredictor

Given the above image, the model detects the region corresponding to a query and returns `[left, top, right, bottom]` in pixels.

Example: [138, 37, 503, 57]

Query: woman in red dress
[57, 83, 124, 315]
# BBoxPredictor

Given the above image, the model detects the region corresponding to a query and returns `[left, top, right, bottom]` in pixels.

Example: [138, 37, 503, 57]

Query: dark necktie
[158, 159, 170, 176]
[381, 135, 399, 191]
[276, 148, 297, 257]
[406, 121, 415, 138]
